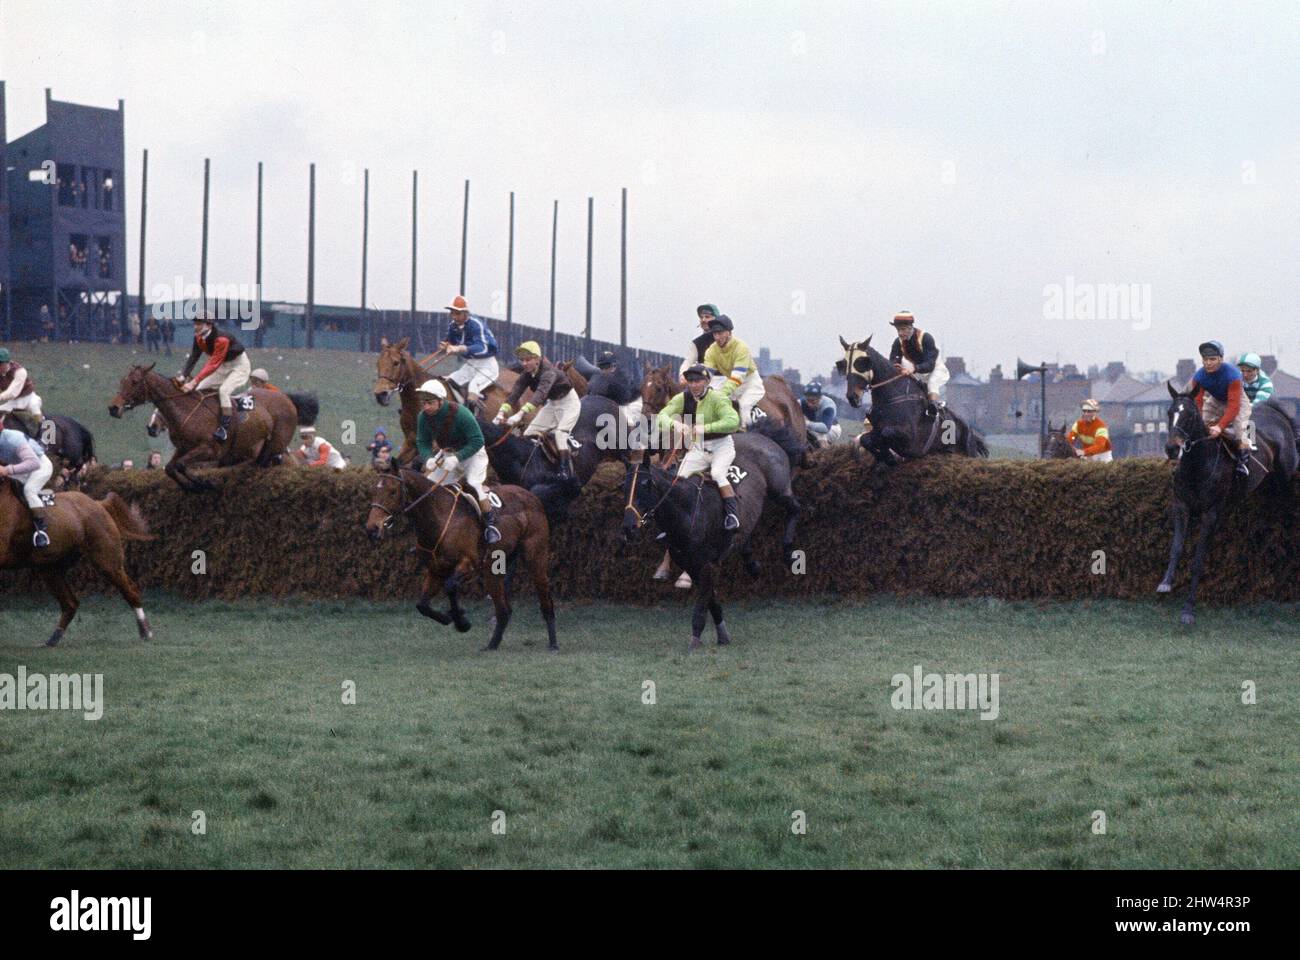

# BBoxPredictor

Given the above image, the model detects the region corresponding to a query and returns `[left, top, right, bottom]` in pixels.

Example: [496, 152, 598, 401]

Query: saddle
[232, 393, 256, 412]
[527, 433, 581, 466]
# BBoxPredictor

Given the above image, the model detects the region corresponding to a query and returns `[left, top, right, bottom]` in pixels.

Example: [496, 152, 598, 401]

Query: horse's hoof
[44, 630, 62, 647]
[547, 644, 560, 654]
[479, 642, 500, 652]
[1156, 582, 1172, 594]
[1179, 611, 1196, 626]
[688, 636, 703, 651]
[454, 617, 472, 634]
[716, 622, 732, 645]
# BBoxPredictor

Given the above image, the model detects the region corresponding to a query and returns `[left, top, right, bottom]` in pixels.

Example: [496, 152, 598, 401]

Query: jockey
[680, 303, 726, 390]
[1238, 353, 1274, 405]
[0, 347, 44, 437]
[249, 367, 280, 391]
[703, 314, 766, 427]
[889, 311, 948, 417]
[1067, 399, 1113, 461]
[588, 350, 644, 448]
[415, 379, 500, 544]
[439, 294, 499, 411]
[180, 311, 252, 442]
[298, 426, 347, 470]
[801, 382, 841, 447]
[1190, 340, 1250, 477]
[658, 363, 743, 532]
[0, 427, 54, 547]
[495, 341, 581, 481]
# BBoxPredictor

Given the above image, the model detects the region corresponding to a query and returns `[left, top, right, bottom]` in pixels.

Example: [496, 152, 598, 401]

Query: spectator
[367, 428, 393, 463]
[249, 367, 279, 391]
[298, 426, 346, 471]
[129, 312, 141, 344]
[145, 450, 163, 470]
[373, 446, 393, 470]
[121, 459, 134, 471]
[39, 306, 54, 343]
[145, 316, 161, 353]
[161, 317, 176, 356]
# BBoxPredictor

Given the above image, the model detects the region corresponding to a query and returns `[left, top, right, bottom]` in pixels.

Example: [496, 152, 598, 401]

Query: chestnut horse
[109, 364, 311, 492]
[1, 479, 154, 646]
[365, 464, 558, 651]
[373, 337, 518, 465]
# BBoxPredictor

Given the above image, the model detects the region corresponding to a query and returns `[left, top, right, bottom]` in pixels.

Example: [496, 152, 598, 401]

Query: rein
[371, 471, 463, 557]
[625, 461, 682, 528]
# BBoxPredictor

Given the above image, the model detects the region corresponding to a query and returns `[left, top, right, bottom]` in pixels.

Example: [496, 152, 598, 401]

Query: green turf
[1, 340, 425, 466]
[1, 595, 1295, 868]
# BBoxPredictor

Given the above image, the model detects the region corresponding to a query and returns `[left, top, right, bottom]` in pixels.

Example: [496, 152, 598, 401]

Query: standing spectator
[162, 317, 176, 357]
[39, 305, 54, 343]
[145, 450, 163, 470]
[129, 311, 142, 344]
[145, 316, 161, 353]
[367, 428, 393, 463]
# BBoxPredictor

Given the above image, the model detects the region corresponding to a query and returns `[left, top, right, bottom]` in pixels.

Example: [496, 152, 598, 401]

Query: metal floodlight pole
[506, 191, 514, 334]
[459, 178, 469, 295]
[255, 161, 263, 339]
[620, 187, 627, 348]
[137, 148, 148, 336]
[306, 162, 316, 349]
[200, 157, 210, 312]
[410, 170, 418, 339]
[549, 200, 557, 357]
[584, 195, 593, 357]
[360, 168, 369, 351]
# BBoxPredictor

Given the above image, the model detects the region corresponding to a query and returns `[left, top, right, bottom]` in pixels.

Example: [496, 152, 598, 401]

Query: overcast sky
[3, 0, 1297, 378]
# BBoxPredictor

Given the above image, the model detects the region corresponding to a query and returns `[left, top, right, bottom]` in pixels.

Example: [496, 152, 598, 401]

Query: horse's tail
[99, 492, 154, 541]
[748, 418, 806, 470]
[288, 392, 320, 426]
[966, 426, 989, 458]
[81, 425, 96, 467]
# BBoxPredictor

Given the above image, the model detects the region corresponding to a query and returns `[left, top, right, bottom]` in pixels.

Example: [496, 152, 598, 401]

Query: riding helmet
[683, 364, 711, 382]
[1198, 340, 1225, 358]
[803, 382, 822, 397]
[596, 350, 618, 369]
[515, 340, 541, 359]
[706, 315, 734, 332]
[415, 379, 448, 400]
[696, 303, 719, 319]
[1238, 352, 1262, 370]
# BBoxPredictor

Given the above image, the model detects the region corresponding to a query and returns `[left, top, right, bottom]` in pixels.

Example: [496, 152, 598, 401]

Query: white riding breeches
[0, 391, 42, 417]
[678, 434, 736, 487]
[20, 454, 54, 508]
[731, 371, 766, 426]
[523, 390, 581, 448]
[431, 446, 491, 498]
[918, 355, 949, 399]
[197, 353, 252, 411]
[448, 356, 500, 397]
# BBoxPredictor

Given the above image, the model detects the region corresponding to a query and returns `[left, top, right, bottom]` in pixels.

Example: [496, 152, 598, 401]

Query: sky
[3, 0, 1298, 379]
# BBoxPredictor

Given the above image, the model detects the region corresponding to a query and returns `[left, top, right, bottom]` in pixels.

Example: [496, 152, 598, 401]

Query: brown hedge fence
[4, 448, 1298, 605]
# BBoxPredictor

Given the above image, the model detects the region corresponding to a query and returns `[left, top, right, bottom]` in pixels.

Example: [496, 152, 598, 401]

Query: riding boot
[1236, 448, 1250, 477]
[30, 508, 50, 548]
[479, 499, 502, 544]
[213, 413, 232, 442]
[721, 491, 741, 531]
[558, 449, 574, 482]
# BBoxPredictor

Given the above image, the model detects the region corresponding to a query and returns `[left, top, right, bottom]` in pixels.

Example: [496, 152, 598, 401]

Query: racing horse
[373, 337, 518, 464]
[1043, 422, 1074, 459]
[621, 430, 801, 650]
[2, 413, 96, 487]
[836, 336, 987, 462]
[365, 463, 557, 651]
[0, 478, 154, 647]
[1158, 385, 1299, 625]
[108, 363, 313, 492]
[640, 363, 809, 457]
[476, 393, 630, 523]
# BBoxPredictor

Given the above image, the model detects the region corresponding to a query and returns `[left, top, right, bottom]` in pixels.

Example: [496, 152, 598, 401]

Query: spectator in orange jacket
[1067, 398, 1113, 462]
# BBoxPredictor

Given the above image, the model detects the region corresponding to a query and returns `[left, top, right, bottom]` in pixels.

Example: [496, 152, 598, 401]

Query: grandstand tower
[5, 87, 126, 340]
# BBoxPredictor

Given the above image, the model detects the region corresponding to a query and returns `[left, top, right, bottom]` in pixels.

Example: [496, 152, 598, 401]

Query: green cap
[0, 348, 11, 363]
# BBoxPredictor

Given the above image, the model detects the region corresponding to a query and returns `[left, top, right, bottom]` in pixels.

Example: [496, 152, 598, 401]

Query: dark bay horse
[1158, 384, 1298, 624]
[1, 480, 154, 646]
[622, 434, 801, 650]
[2, 413, 96, 486]
[836, 336, 987, 462]
[1043, 422, 1074, 459]
[365, 465, 557, 651]
[108, 363, 312, 492]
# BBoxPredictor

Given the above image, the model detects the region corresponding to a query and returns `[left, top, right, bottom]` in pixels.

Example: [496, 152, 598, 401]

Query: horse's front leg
[1157, 498, 1191, 593]
[445, 557, 476, 634]
[689, 565, 713, 650]
[415, 563, 453, 625]
[1180, 505, 1221, 626]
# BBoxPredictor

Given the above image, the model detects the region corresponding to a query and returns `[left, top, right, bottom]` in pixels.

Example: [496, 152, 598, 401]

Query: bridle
[118, 372, 213, 431]
[623, 461, 684, 529]
[370, 470, 461, 554]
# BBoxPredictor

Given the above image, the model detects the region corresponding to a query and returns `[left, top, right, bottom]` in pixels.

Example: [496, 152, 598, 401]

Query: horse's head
[1043, 422, 1073, 459]
[109, 363, 156, 418]
[374, 336, 411, 406]
[836, 336, 880, 408]
[146, 409, 167, 437]
[1165, 380, 1203, 460]
[365, 461, 407, 542]
[621, 452, 657, 543]
[641, 364, 675, 415]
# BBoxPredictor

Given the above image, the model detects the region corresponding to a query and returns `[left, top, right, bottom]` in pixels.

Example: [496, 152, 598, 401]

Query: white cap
[250, 368, 270, 381]
[415, 379, 447, 399]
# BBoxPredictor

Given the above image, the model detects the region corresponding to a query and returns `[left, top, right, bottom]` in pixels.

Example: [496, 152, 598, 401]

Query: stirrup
[212, 426, 228, 441]
[32, 529, 50, 548]
[483, 525, 502, 544]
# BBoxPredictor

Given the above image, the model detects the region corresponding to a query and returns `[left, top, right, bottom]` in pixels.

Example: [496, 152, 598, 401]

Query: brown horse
[1, 479, 154, 646]
[640, 363, 806, 441]
[373, 337, 518, 465]
[108, 363, 308, 492]
[365, 465, 557, 651]
[555, 359, 589, 398]
[1043, 422, 1074, 459]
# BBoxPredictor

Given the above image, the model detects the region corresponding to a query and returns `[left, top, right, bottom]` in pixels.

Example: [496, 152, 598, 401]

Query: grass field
[1, 595, 1295, 869]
